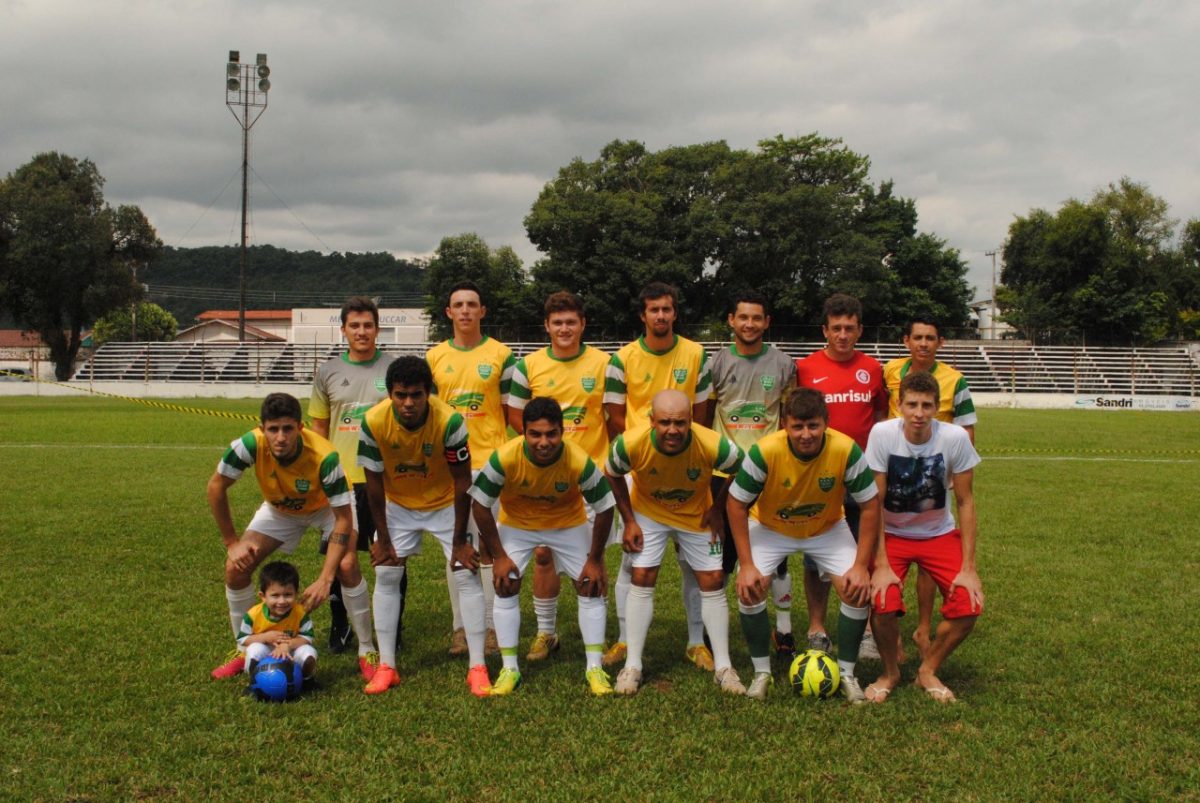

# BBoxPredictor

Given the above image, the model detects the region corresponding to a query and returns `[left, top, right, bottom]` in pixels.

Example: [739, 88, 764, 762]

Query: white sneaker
[840, 673, 866, 704]
[714, 666, 746, 696]
[614, 666, 642, 695]
[858, 631, 881, 661]
[746, 672, 773, 701]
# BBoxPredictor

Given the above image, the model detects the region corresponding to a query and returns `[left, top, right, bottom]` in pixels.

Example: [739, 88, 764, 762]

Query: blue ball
[249, 656, 304, 702]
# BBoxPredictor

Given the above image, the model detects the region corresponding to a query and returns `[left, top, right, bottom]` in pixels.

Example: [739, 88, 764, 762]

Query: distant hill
[145, 245, 428, 325]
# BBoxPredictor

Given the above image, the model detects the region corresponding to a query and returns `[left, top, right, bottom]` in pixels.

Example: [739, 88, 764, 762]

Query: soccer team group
[206, 281, 983, 703]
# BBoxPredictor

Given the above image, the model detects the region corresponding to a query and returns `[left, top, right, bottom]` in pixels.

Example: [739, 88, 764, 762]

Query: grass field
[1, 396, 1198, 801]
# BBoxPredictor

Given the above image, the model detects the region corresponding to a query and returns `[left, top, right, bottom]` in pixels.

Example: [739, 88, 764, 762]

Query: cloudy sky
[4, 0, 1199, 298]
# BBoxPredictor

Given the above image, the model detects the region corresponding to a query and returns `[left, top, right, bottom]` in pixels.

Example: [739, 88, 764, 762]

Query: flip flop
[864, 683, 893, 703]
[916, 682, 956, 703]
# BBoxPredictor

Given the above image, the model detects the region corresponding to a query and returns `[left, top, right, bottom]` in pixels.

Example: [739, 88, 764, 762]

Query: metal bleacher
[75, 340, 1200, 396]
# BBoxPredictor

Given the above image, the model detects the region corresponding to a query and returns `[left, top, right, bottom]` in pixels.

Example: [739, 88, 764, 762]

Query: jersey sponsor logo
[339, 403, 372, 428]
[272, 495, 307, 512]
[776, 502, 825, 520]
[818, 476, 835, 492]
[562, 405, 587, 425]
[824, 390, 873, 404]
[448, 392, 484, 411]
[394, 461, 429, 476]
[855, 369, 871, 384]
[651, 488, 694, 505]
[686, 467, 701, 481]
[727, 402, 766, 425]
[672, 368, 688, 384]
[477, 364, 494, 379]
[294, 479, 311, 493]
[581, 376, 596, 392]
[760, 375, 776, 391]
[445, 445, 470, 464]
[554, 481, 569, 492]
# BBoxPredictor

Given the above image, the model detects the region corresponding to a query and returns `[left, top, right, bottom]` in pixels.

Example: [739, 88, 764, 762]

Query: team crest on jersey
[374, 378, 386, 392]
[581, 376, 596, 392]
[423, 443, 433, 456]
[687, 467, 701, 481]
[294, 479, 311, 493]
[818, 475, 835, 492]
[673, 368, 688, 383]
[477, 364, 493, 379]
[856, 369, 870, 384]
[760, 375, 775, 391]
[554, 481, 568, 492]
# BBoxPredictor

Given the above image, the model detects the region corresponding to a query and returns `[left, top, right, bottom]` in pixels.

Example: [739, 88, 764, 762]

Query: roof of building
[176, 319, 286, 342]
[0, 330, 45, 348]
[196, 310, 293, 322]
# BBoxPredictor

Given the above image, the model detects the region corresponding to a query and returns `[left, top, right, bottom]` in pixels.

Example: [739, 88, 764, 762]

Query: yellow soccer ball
[789, 649, 840, 698]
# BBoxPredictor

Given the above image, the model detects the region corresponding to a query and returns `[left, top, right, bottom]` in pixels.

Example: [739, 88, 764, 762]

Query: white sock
[578, 595, 607, 671]
[373, 565, 405, 667]
[225, 584, 257, 641]
[615, 553, 633, 643]
[624, 585, 655, 671]
[772, 572, 793, 634]
[678, 551, 704, 646]
[480, 563, 496, 629]
[446, 560, 463, 630]
[838, 659, 856, 679]
[340, 578, 376, 655]
[492, 593, 521, 670]
[700, 588, 732, 671]
[453, 568, 487, 666]
[534, 595, 559, 636]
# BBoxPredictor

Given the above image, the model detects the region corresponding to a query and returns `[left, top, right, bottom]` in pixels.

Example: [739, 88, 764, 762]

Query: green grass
[1, 398, 1198, 800]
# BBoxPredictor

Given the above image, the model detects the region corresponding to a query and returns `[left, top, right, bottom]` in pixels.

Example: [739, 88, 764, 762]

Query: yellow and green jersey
[218, 428, 351, 515]
[308, 350, 388, 484]
[426, 336, 516, 470]
[509, 345, 611, 462]
[469, 437, 615, 530]
[883, 358, 976, 427]
[604, 335, 712, 431]
[606, 424, 742, 532]
[730, 428, 877, 539]
[237, 602, 314, 651]
[357, 396, 470, 511]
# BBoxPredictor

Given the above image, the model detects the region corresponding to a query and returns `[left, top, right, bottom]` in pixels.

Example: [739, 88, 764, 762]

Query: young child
[238, 561, 318, 679]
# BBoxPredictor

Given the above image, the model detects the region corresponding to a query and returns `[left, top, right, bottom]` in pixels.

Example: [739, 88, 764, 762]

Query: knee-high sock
[534, 595, 559, 636]
[492, 593, 521, 670]
[373, 565, 405, 668]
[836, 601, 870, 677]
[738, 599, 772, 674]
[678, 550, 704, 646]
[577, 595, 607, 671]
[453, 568, 487, 666]
[446, 560, 463, 630]
[340, 578, 376, 655]
[615, 553, 633, 643]
[480, 563, 496, 630]
[771, 572, 793, 635]
[225, 584, 257, 641]
[700, 589, 732, 671]
[624, 585, 655, 671]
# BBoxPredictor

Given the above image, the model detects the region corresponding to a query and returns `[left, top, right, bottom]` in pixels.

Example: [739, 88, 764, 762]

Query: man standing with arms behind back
[794, 293, 887, 657]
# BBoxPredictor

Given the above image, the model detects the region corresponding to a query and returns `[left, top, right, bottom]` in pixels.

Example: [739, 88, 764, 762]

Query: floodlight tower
[224, 50, 271, 341]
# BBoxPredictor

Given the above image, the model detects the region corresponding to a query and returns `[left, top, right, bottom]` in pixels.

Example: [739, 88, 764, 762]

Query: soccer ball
[249, 656, 304, 702]
[789, 649, 840, 698]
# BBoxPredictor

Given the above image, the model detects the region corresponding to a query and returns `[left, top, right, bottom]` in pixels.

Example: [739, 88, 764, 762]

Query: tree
[0, 153, 159, 378]
[92, 302, 178, 346]
[422, 233, 535, 340]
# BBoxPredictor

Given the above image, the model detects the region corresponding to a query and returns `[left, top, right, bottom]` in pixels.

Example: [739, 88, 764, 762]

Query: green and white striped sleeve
[357, 416, 384, 473]
[844, 443, 878, 504]
[468, 450, 507, 509]
[443, 412, 470, 465]
[236, 611, 255, 650]
[580, 457, 615, 514]
[603, 353, 626, 406]
[508, 357, 532, 409]
[714, 435, 743, 474]
[604, 434, 631, 476]
[319, 451, 353, 508]
[218, 432, 257, 480]
[499, 352, 517, 402]
[298, 611, 315, 643]
[952, 377, 977, 427]
[694, 349, 713, 402]
[729, 444, 767, 504]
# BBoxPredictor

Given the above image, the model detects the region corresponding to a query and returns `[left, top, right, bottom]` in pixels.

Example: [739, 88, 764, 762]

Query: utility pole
[224, 51, 271, 341]
[985, 249, 998, 340]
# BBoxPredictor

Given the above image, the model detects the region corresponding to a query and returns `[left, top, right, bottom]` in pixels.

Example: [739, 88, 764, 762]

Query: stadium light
[224, 50, 272, 341]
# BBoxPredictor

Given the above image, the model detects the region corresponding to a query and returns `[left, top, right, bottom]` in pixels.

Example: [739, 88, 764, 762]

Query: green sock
[836, 610, 869, 664]
[740, 608, 772, 661]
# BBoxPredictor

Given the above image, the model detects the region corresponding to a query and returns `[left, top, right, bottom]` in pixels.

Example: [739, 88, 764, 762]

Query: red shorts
[872, 529, 982, 620]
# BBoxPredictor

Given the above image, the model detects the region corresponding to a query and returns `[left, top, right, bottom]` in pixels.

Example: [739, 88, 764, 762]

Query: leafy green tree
[0, 152, 157, 379]
[422, 233, 535, 340]
[92, 302, 178, 346]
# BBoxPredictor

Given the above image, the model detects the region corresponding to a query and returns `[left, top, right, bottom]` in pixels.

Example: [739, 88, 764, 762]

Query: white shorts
[384, 500, 456, 561]
[246, 503, 336, 555]
[497, 522, 594, 583]
[244, 641, 318, 670]
[747, 518, 857, 582]
[630, 511, 723, 572]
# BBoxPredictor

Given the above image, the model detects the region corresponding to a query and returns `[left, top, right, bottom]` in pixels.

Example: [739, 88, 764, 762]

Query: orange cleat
[364, 663, 401, 695]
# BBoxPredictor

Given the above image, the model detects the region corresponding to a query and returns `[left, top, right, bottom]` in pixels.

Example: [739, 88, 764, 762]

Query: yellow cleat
[601, 641, 627, 668]
[489, 667, 522, 696]
[586, 666, 614, 696]
[685, 644, 715, 671]
[527, 632, 561, 662]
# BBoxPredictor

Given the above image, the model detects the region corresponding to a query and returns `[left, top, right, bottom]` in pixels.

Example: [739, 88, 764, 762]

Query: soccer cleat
[586, 666, 614, 696]
[484, 628, 500, 656]
[746, 672, 774, 701]
[772, 629, 796, 660]
[448, 628, 468, 656]
[806, 631, 833, 653]
[489, 667, 522, 696]
[614, 666, 642, 696]
[328, 621, 354, 654]
[211, 650, 245, 679]
[601, 641, 627, 668]
[858, 631, 881, 661]
[364, 664, 400, 695]
[841, 673, 866, 704]
[359, 651, 380, 682]
[714, 666, 746, 696]
[526, 632, 561, 662]
[685, 644, 715, 672]
[466, 664, 492, 697]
